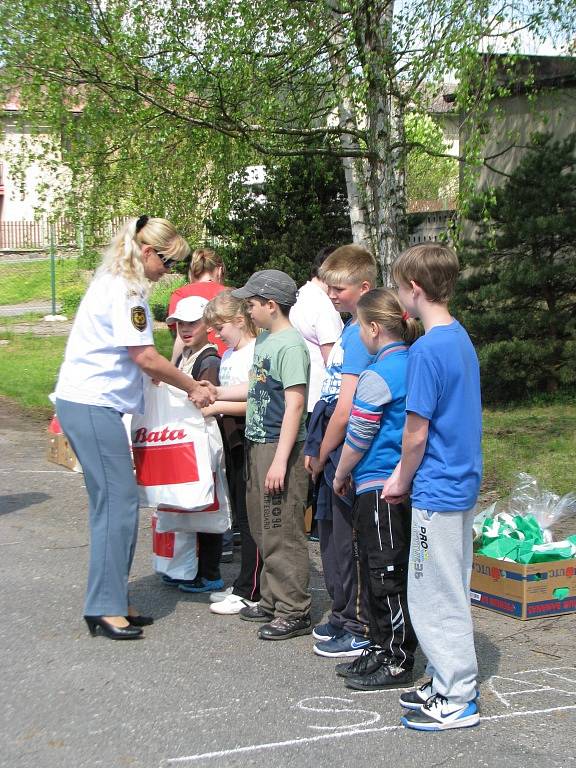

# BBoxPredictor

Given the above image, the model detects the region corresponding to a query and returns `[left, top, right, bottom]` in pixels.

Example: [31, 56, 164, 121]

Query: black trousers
[354, 491, 418, 669]
[319, 492, 370, 638]
[227, 443, 262, 601]
[197, 533, 223, 582]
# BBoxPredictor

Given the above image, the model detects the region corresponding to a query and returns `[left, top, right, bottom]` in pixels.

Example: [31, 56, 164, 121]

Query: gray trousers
[246, 440, 311, 618]
[56, 399, 139, 616]
[408, 506, 478, 706]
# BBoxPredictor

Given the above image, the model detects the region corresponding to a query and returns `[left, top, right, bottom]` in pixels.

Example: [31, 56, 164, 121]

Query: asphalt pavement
[1, 402, 575, 768]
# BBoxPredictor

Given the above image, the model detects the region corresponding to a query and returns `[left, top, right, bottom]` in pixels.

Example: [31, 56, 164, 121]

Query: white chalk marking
[488, 667, 576, 706]
[518, 667, 576, 685]
[161, 703, 576, 766]
[296, 697, 380, 730]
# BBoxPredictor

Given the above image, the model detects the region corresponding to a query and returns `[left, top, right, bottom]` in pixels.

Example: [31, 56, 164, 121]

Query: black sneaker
[220, 550, 234, 564]
[399, 680, 480, 711]
[399, 679, 433, 710]
[335, 646, 385, 678]
[258, 615, 312, 640]
[345, 663, 413, 691]
[238, 604, 274, 622]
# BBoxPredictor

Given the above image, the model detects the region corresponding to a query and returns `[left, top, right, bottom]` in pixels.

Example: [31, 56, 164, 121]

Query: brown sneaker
[238, 604, 273, 622]
[258, 615, 312, 640]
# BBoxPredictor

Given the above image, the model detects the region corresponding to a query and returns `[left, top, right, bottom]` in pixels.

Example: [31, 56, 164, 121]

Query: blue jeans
[56, 399, 139, 616]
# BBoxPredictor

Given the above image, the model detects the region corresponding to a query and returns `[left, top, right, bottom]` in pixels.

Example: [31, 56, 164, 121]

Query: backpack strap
[191, 347, 220, 380]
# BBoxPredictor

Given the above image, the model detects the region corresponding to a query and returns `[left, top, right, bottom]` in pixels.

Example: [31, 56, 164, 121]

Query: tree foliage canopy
[207, 152, 351, 287]
[454, 132, 576, 403]
[1, 1, 573, 273]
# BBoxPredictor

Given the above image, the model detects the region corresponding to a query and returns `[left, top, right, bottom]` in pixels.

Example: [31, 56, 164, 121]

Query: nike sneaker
[313, 631, 371, 658]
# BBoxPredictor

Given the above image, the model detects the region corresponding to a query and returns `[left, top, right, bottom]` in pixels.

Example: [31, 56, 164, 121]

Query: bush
[77, 246, 102, 271]
[478, 338, 576, 404]
[59, 285, 87, 316]
[149, 277, 185, 322]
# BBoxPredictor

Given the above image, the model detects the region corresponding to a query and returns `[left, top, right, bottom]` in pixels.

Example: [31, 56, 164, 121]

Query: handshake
[187, 380, 218, 409]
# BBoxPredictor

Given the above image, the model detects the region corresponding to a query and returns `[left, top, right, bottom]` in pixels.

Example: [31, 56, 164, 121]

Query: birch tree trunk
[338, 106, 374, 253]
[326, 8, 373, 252]
[353, 0, 408, 284]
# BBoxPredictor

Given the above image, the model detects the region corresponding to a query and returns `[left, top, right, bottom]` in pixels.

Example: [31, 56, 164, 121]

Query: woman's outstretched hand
[188, 381, 217, 408]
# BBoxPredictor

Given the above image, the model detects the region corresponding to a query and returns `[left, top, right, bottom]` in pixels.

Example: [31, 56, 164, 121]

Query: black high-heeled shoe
[126, 614, 154, 627]
[84, 616, 143, 640]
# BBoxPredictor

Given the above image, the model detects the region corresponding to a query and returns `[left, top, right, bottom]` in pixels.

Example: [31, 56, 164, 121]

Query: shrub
[59, 285, 87, 316]
[149, 277, 185, 322]
[479, 338, 576, 404]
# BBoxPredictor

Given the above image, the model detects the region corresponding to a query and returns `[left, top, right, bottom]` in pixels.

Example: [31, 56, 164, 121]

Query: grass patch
[154, 328, 175, 359]
[0, 258, 87, 306]
[0, 334, 67, 414]
[483, 402, 575, 498]
[0, 328, 175, 414]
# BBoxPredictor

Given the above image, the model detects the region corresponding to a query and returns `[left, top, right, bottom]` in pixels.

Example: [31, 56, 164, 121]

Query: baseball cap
[231, 269, 298, 307]
[166, 296, 208, 324]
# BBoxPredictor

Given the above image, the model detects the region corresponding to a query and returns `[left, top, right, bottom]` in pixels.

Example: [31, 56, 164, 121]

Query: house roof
[443, 53, 576, 101]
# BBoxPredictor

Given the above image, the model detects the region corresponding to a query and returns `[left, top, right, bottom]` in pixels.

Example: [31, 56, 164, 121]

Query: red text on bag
[133, 427, 186, 443]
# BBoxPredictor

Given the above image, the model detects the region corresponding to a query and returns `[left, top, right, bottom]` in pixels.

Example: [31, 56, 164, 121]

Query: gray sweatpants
[408, 506, 478, 706]
[56, 399, 139, 617]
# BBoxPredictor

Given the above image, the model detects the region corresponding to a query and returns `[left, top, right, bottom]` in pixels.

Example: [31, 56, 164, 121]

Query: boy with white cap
[161, 295, 225, 593]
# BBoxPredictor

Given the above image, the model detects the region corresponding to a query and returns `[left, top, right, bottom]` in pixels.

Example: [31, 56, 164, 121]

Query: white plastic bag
[508, 472, 576, 543]
[151, 511, 198, 579]
[155, 441, 232, 534]
[473, 472, 576, 545]
[131, 379, 215, 510]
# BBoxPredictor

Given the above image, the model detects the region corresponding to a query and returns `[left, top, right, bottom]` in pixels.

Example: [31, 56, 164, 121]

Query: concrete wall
[0, 114, 72, 221]
[474, 87, 576, 189]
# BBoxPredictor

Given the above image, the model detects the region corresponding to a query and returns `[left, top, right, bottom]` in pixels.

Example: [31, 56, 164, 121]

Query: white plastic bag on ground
[151, 511, 198, 579]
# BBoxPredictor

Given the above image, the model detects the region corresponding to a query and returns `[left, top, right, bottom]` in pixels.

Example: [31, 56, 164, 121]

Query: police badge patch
[131, 306, 147, 331]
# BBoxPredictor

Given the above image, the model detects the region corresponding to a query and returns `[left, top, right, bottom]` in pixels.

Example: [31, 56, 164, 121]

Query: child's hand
[333, 473, 350, 497]
[188, 381, 216, 408]
[265, 459, 287, 494]
[305, 455, 325, 482]
[201, 404, 215, 418]
[381, 475, 410, 504]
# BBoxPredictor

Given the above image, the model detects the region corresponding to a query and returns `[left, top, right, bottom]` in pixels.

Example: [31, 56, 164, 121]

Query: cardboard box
[470, 553, 576, 620]
[46, 431, 82, 472]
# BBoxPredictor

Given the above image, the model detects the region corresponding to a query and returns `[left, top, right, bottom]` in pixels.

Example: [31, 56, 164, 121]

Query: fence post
[49, 222, 57, 315]
[77, 220, 85, 263]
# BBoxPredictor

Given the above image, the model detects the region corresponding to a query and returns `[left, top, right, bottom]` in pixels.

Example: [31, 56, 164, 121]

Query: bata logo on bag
[133, 427, 186, 443]
[132, 425, 200, 486]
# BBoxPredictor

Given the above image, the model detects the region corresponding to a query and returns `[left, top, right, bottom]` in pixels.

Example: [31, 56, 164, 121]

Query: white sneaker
[210, 595, 257, 615]
[401, 693, 480, 731]
[209, 586, 234, 603]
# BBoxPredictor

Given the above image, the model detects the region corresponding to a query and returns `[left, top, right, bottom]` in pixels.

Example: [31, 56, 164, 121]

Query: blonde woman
[55, 216, 215, 641]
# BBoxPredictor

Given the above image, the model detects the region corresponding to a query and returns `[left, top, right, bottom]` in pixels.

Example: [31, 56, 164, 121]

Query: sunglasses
[156, 251, 178, 271]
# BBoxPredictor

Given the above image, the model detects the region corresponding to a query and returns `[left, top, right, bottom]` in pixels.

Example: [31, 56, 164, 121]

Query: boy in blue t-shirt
[303, 245, 375, 659]
[382, 243, 482, 732]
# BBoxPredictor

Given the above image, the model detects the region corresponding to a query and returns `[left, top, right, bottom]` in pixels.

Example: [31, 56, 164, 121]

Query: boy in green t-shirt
[215, 270, 312, 640]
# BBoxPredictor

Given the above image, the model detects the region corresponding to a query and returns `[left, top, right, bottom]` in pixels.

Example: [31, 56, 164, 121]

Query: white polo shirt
[290, 280, 343, 412]
[55, 272, 155, 414]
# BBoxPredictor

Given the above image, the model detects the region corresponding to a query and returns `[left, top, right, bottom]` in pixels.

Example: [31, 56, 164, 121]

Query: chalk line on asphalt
[160, 703, 576, 765]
